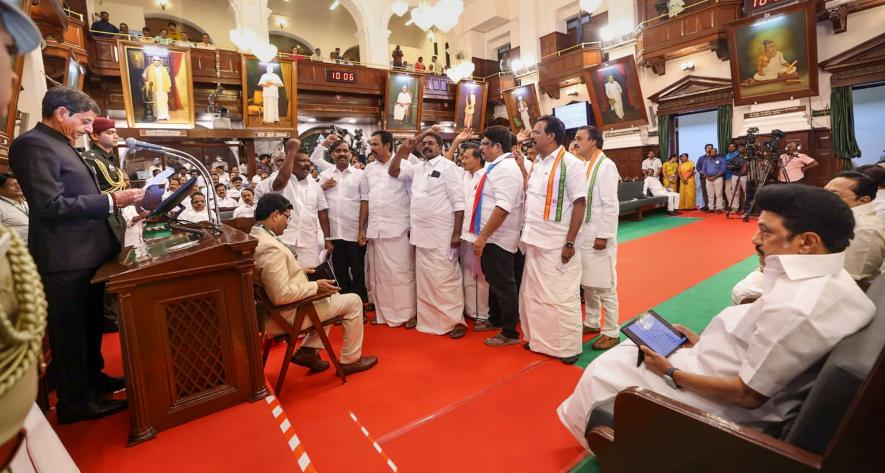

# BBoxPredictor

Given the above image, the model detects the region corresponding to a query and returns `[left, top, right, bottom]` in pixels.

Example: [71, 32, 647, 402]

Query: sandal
[592, 335, 620, 350]
[448, 324, 467, 339]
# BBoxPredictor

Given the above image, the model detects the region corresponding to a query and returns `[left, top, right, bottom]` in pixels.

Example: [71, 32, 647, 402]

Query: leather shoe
[290, 347, 330, 372]
[94, 373, 125, 393]
[57, 398, 127, 424]
[561, 355, 579, 365]
[582, 326, 601, 336]
[404, 317, 417, 329]
[341, 355, 378, 375]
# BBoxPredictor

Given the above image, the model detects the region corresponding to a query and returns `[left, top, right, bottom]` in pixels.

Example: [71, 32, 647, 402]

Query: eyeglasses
[278, 211, 291, 221]
[479, 140, 493, 147]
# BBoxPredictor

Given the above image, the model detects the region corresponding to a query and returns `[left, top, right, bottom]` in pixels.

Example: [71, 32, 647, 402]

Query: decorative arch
[144, 13, 208, 39]
[342, 45, 360, 62]
[269, 30, 314, 55]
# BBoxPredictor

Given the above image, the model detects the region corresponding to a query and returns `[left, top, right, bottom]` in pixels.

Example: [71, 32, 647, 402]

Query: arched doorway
[342, 45, 360, 62]
[144, 14, 207, 41]
[269, 32, 313, 56]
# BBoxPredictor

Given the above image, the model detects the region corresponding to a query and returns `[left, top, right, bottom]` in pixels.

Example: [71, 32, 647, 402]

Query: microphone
[125, 137, 168, 152]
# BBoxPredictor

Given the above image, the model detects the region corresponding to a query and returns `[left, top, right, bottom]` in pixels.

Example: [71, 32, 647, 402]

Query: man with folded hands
[557, 184, 874, 449]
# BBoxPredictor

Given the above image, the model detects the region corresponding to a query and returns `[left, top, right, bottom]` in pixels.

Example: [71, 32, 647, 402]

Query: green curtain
[831, 86, 861, 170]
[717, 105, 732, 154]
[658, 114, 670, 160]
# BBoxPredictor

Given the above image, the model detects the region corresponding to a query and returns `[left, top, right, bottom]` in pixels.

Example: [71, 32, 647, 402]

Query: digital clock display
[744, 0, 791, 16]
[325, 69, 356, 83]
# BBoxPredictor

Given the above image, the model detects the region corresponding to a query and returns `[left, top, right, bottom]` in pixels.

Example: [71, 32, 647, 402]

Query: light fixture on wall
[329, 0, 340, 11]
[681, 61, 695, 71]
[158, 0, 170, 10]
[277, 17, 287, 30]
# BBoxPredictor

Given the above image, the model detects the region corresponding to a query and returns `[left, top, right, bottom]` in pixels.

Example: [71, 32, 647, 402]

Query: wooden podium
[94, 225, 268, 445]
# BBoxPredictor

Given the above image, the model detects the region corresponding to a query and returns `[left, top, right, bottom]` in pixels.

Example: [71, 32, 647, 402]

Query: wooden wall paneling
[538, 47, 603, 99]
[88, 37, 120, 76]
[190, 49, 243, 85]
[539, 32, 574, 58]
[421, 99, 455, 123]
[638, 0, 742, 68]
[605, 145, 656, 180]
[297, 91, 381, 119]
[471, 57, 499, 78]
[487, 74, 516, 105]
[731, 128, 836, 187]
[422, 75, 455, 101]
[297, 60, 387, 95]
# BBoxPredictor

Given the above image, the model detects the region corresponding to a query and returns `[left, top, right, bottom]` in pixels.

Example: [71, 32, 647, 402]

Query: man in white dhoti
[142, 56, 171, 120]
[258, 64, 284, 124]
[520, 116, 588, 364]
[394, 85, 412, 125]
[604, 75, 624, 120]
[642, 168, 681, 215]
[458, 142, 492, 327]
[571, 125, 622, 351]
[753, 40, 798, 81]
[358, 130, 417, 327]
[254, 139, 333, 268]
[517, 96, 531, 132]
[389, 129, 467, 338]
[558, 184, 874, 449]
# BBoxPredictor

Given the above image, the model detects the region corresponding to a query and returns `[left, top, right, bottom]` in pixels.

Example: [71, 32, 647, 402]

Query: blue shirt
[696, 154, 708, 176]
[724, 150, 740, 179]
[699, 155, 726, 178]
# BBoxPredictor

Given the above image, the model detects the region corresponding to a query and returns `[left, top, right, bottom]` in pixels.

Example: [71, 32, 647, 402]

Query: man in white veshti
[358, 130, 417, 327]
[389, 129, 467, 338]
[604, 75, 624, 120]
[520, 116, 588, 364]
[258, 64, 284, 124]
[753, 39, 797, 81]
[643, 168, 681, 215]
[255, 139, 333, 268]
[570, 125, 622, 351]
[557, 184, 874, 449]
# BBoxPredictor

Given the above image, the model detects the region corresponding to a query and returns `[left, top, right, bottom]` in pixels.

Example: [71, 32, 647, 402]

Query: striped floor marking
[266, 395, 317, 473]
[349, 412, 399, 472]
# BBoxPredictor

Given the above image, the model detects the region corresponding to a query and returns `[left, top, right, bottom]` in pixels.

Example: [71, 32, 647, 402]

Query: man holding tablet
[557, 185, 875, 449]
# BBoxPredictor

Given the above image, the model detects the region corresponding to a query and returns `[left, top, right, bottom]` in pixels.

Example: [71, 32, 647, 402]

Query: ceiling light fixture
[158, 0, 170, 10]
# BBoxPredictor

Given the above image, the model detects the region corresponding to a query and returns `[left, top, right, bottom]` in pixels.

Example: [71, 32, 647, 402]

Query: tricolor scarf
[542, 146, 568, 222]
[583, 149, 609, 223]
[468, 155, 509, 235]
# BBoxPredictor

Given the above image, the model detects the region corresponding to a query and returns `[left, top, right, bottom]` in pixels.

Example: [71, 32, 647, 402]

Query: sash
[583, 149, 609, 223]
[468, 157, 508, 235]
[542, 147, 568, 222]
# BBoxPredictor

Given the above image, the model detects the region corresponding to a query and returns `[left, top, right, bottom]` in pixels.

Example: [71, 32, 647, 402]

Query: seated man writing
[251, 193, 377, 374]
[557, 184, 874, 449]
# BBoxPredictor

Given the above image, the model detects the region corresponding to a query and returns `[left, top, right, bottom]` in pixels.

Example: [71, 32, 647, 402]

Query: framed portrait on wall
[241, 56, 297, 129]
[383, 72, 424, 133]
[727, 2, 818, 106]
[582, 55, 649, 131]
[502, 83, 541, 133]
[454, 80, 489, 131]
[118, 42, 195, 128]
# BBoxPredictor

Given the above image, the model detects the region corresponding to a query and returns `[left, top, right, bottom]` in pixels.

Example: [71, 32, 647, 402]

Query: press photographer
[777, 139, 818, 184]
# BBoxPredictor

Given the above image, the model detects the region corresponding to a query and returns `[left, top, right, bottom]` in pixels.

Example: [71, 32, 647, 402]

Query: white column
[517, 0, 539, 63]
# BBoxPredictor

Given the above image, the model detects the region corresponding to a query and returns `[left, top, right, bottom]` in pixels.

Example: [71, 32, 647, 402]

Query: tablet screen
[623, 311, 687, 357]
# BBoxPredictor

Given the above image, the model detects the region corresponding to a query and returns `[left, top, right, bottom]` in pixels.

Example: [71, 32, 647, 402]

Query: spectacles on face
[278, 210, 291, 221]
[479, 140, 493, 147]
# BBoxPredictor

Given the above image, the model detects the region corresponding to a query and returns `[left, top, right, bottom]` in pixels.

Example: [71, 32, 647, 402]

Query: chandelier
[408, 0, 464, 33]
[445, 53, 475, 83]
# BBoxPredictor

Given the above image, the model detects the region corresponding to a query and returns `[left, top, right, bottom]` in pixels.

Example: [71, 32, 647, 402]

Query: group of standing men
[260, 115, 624, 364]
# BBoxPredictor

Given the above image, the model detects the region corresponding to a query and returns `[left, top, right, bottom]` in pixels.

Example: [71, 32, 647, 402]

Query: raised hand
[322, 134, 339, 147]
[454, 127, 474, 144]
[285, 138, 302, 155]
[516, 128, 531, 144]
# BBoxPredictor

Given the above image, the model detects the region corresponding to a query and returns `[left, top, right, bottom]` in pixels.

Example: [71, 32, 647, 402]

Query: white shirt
[473, 153, 524, 253]
[521, 146, 587, 249]
[461, 167, 486, 243]
[844, 202, 885, 281]
[580, 152, 620, 241]
[232, 203, 255, 219]
[731, 267, 764, 305]
[677, 253, 874, 430]
[643, 176, 670, 196]
[641, 158, 662, 177]
[180, 207, 210, 223]
[875, 189, 885, 220]
[359, 158, 412, 239]
[228, 187, 241, 201]
[399, 155, 465, 248]
[256, 173, 328, 247]
[0, 196, 28, 243]
[121, 205, 144, 248]
[217, 196, 238, 208]
[318, 164, 363, 242]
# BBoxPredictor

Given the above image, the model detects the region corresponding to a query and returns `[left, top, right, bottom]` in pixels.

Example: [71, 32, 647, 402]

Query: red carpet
[49, 211, 759, 472]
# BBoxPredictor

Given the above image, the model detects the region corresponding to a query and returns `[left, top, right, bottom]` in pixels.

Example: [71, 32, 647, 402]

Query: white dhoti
[262, 89, 279, 123]
[366, 232, 416, 326]
[415, 246, 465, 334]
[155, 90, 169, 120]
[519, 243, 583, 358]
[460, 242, 489, 319]
[580, 238, 620, 338]
[557, 340, 720, 449]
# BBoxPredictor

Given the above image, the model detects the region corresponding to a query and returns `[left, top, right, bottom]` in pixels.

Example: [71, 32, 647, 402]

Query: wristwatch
[663, 367, 681, 389]
[564, 241, 575, 249]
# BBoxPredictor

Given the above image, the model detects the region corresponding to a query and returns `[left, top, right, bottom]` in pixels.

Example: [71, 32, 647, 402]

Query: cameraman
[778, 142, 817, 184]
[725, 143, 749, 212]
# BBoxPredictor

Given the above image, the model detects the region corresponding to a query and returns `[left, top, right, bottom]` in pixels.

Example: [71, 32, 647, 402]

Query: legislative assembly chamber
[1, 0, 884, 471]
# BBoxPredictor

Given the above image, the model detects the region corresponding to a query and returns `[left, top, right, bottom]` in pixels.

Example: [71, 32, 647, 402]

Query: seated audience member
[857, 164, 885, 220]
[414, 56, 426, 71]
[312, 48, 323, 60]
[197, 33, 215, 49]
[215, 183, 238, 208]
[251, 193, 377, 374]
[180, 192, 210, 222]
[118, 22, 133, 39]
[155, 29, 172, 45]
[90, 11, 118, 37]
[174, 31, 193, 47]
[642, 168, 680, 215]
[557, 184, 874, 449]
[731, 255, 764, 305]
[233, 188, 255, 219]
[825, 171, 885, 285]
[166, 22, 180, 40]
[229, 175, 244, 201]
[215, 165, 230, 185]
[140, 26, 153, 39]
[0, 173, 29, 243]
[162, 176, 181, 201]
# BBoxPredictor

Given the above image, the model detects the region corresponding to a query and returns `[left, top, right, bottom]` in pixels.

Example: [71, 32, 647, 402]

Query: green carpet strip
[617, 213, 700, 243]
[567, 255, 760, 473]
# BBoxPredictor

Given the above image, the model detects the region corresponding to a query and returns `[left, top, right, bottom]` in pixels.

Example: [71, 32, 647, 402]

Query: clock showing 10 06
[325, 69, 356, 83]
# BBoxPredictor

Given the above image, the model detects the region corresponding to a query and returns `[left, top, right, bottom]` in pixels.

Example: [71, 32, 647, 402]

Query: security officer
[83, 117, 127, 244]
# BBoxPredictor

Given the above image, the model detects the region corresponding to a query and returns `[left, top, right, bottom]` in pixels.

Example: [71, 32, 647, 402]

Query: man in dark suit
[9, 86, 144, 423]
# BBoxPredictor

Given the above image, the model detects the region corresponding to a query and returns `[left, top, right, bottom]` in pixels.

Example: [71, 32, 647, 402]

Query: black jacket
[9, 123, 118, 273]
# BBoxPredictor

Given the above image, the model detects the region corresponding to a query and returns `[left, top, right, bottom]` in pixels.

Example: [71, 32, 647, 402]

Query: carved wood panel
[605, 145, 656, 179]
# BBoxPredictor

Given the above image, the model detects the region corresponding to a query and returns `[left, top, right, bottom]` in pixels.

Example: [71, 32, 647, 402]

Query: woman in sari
[662, 154, 679, 191]
[677, 153, 696, 209]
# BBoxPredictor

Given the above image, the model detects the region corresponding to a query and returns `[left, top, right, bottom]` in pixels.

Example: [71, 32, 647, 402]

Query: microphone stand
[158, 148, 222, 235]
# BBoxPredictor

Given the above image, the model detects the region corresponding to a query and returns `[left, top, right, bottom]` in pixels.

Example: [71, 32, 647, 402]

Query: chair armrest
[589, 387, 822, 473]
[270, 293, 332, 313]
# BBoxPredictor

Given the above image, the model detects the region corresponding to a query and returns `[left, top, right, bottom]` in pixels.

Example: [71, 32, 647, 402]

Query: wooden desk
[94, 225, 267, 445]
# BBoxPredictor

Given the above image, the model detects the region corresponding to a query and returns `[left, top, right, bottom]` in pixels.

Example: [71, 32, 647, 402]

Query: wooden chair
[585, 277, 885, 472]
[247, 91, 263, 119]
[253, 284, 347, 397]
